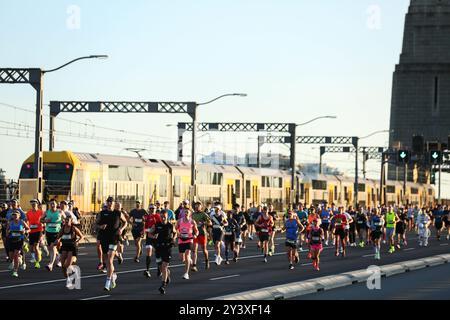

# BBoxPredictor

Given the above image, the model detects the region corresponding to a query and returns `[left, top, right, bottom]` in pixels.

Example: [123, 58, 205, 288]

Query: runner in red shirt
[26, 199, 44, 268]
[143, 204, 161, 278]
[331, 207, 348, 257]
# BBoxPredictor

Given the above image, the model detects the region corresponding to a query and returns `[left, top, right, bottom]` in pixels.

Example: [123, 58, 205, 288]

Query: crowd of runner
[1, 198, 449, 294]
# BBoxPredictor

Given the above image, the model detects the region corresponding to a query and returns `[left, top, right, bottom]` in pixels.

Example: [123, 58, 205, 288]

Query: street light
[0, 55, 108, 202]
[190, 93, 247, 201]
[296, 115, 337, 127]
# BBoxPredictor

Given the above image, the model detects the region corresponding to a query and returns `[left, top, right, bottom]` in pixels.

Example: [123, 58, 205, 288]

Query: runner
[143, 204, 161, 278]
[0, 203, 9, 261]
[148, 209, 176, 294]
[396, 207, 408, 248]
[443, 205, 450, 240]
[241, 205, 251, 249]
[417, 209, 431, 247]
[385, 205, 398, 253]
[254, 206, 274, 263]
[253, 205, 263, 249]
[163, 201, 176, 224]
[232, 203, 246, 257]
[247, 203, 257, 240]
[296, 204, 308, 251]
[56, 215, 83, 281]
[267, 203, 278, 256]
[432, 205, 445, 241]
[192, 201, 212, 271]
[223, 210, 239, 264]
[95, 204, 107, 273]
[331, 207, 348, 257]
[355, 207, 368, 247]
[406, 205, 414, 232]
[176, 208, 198, 279]
[96, 197, 128, 291]
[210, 204, 228, 265]
[282, 210, 304, 270]
[347, 206, 357, 247]
[308, 218, 324, 271]
[369, 208, 384, 260]
[41, 199, 63, 271]
[129, 200, 146, 263]
[7, 210, 29, 277]
[26, 199, 44, 268]
[115, 202, 128, 264]
[319, 205, 332, 246]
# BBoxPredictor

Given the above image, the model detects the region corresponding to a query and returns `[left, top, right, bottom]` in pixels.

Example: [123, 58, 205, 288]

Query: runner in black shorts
[149, 210, 176, 295]
[56, 215, 83, 280]
[129, 200, 146, 262]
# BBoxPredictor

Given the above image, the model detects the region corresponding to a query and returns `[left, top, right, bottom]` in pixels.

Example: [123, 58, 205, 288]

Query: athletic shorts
[145, 237, 157, 249]
[224, 235, 235, 243]
[194, 234, 207, 246]
[132, 229, 143, 240]
[46, 232, 59, 245]
[435, 222, 443, 230]
[356, 224, 367, 232]
[396, 223, 405, 235]
[285, 239, 297, 249]
[100, 235, 119, 252]
[29, 232, 42, 245]
[310, 243, 323, 252]
[386, 227, 395, 238]
[8, 239, 23, 252]
[60, 244, 77, 256]
[334, 228, 346, 239]
[241, 225, 248, 232]
[212, 230, 223, 243]
[320, 223, 330, 231]
[178, 242, 192, 253]
[155, 245, 171, 263]
[371, 230, 382, 241]
[1, 228, 6, 239]
[259, 233, 269, 242]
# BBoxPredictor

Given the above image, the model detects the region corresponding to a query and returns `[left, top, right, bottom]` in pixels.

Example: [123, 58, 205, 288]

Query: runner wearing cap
[26, 199, 44, 268]
[129, 200, 146, 263]
[41, 199, 63, 271]
[176, 208, 198, 279]
[7, 210, 29, 277]
[210, 204, 228, 265]
[143, 204, 161, 278]
[232, 203, 246, 258]
[255, 206, 274, 263]
[192, 201, 212, 271]
[56, 215, 83, 281]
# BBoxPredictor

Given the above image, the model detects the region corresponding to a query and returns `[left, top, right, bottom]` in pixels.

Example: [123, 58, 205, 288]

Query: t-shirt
[344, 212, 352, 230]
[129, 208, 147, 231]
[192, 211, 211, 236]
[26, 209, 44, 233]
[433, 210, 445, 223]
[165, 209, 175, 221]
[320, 209, 331, 223]
[97, 209, 121, 238]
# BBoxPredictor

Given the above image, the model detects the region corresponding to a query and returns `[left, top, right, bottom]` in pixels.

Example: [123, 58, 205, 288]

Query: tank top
[285, 219, 299, 241]
[372, 216, 383, 231]
[310, 227, 322, 245]
[60, 226, 77, 247]
[386, 212, 396, 228]
[99, 209, 121, 237]
[155, 222, 174, 245]
[27, 209, 43, 233]
[9, 221, 24, 241]
[45, 210, 62, 233]
[178, 219, 194, 244]
[334, 214, 347, 229]
[259, 216, 272, 234]
[356, 213, 367, 225]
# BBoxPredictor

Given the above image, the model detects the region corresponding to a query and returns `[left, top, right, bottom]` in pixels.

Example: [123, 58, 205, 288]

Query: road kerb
[208, 253, 450, 300]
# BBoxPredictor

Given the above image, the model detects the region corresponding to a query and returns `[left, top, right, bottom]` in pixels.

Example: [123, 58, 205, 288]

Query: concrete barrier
[209, 253, 450, 300]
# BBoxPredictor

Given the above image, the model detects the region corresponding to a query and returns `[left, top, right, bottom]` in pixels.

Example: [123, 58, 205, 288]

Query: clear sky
[1, 0, 448, 195]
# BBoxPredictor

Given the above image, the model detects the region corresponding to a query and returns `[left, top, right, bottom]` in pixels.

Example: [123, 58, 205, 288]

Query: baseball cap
[136, 200, 141, 204]
[214, 204, 222, 210]
[30, 199, 39, 204]
[149, 204, 155, 209]
[183, 199, 189, 205]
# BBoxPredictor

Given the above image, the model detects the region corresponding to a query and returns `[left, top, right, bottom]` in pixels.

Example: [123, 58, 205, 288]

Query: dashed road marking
[210, 274, 240, 281]
[81, 295, 111, 300]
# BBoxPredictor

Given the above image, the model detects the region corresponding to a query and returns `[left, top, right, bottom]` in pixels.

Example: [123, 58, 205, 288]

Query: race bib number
[30, 224, 38, 229]
[135, 219, 142, 223]
[261, 228, 268, 233]
[108, 244, 117, 251]
[61, 234, 72, 240]
[224, 231, 232, 235]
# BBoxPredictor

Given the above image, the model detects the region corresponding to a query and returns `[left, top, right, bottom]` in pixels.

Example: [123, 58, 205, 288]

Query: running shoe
[12, 271, 18, 278]
[191, 265, 198, 272]
[217, 256, 223, 265]
[335, 251, 339, 257]
[46, 264, 53, 272]
[396, 244, 401, 249]
[158, 286, 166, 295]
[144, 270, 151, 278]
[21, 263, 27, 270]
[225, 260, 230, 265]
[268, 250, 273, 257]
[34, 261, 41, 269]
[233, 257, 238, 263]
[8, 262, 14, 271]
[56, 261, 62, 268]
[134, 257, 140, 263]
[289, 264, 294, 270]
[182, 273, 189, 280]
[205, 260, 210, 270]
[263, 257, 268, 263]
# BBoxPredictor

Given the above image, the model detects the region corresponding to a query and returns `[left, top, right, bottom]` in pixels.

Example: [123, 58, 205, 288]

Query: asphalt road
[297, 260, 450, 300]
[0, 231, 449, 300]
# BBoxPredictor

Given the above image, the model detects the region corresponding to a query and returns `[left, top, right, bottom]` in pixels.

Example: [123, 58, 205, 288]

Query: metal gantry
[178, 122, 360, 205]
[0, 68, 44, 201]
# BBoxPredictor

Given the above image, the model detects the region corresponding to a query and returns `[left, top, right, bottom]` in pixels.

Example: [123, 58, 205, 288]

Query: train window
[411, 188, 418, 195]
[312, 180, 326, 190]
[428, 189, 433, 195]
[262, 177, 266, 188]
[386, 186, 395, 194]
[108, 165, 143, 181]
[344, 187, 348, 201]
[300, 184, 305, 199]
[212, 173, 222, 185]
[174, 176, 181, 197]
[159, 176, 167, 197]
[358, 184, 365, 192]
[246, 180, 251, 199]
[334, 186, 337, 200]
[235, 180, 241, 198]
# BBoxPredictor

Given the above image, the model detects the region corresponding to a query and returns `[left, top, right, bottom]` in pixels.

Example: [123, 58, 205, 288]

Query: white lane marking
[0, 270, 11, 273]
[403, 248, 415, 251]
[301, 263, 313, 266]
[78, 253, 88, 256]
[210, 274, 240, 281]
[78, 247, 86, 249]
[81, 295, 110, 300]
[363, 254, 375, 258]
[440, 243, 449, 246]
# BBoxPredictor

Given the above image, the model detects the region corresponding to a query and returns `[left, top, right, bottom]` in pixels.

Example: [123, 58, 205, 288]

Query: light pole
[190, 93, 247, 201]
[292, 116, 337, 203]
[0, 55, 107, 202]
[358, 129, 391, 207]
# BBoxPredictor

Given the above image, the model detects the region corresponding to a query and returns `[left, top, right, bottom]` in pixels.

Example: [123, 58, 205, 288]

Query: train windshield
[19, 163, 73, 182]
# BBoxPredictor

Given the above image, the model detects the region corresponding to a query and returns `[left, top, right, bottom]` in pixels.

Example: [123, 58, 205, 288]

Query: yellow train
[18, 151, 435, 213]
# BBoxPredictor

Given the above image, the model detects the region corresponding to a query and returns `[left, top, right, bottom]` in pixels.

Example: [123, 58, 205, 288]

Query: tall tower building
[389, 0, 450, 181]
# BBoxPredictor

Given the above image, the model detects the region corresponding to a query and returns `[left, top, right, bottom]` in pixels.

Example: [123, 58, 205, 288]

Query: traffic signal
[397, 150, 410, 164]
[429, 150, 443, 164]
